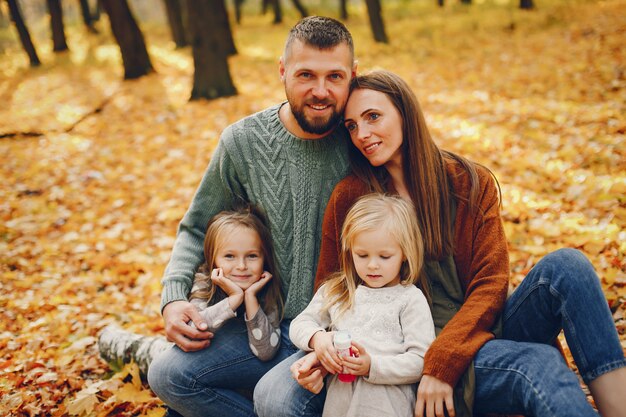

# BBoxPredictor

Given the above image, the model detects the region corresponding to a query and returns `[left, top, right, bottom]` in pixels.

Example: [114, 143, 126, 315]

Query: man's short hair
[284, 16, 354, 63]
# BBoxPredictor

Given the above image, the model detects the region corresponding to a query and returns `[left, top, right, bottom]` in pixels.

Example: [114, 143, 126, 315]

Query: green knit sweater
[161, 103, 350, 319]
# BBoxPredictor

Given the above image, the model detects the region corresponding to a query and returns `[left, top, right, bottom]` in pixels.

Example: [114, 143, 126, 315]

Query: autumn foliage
[1, 0, 625, 415]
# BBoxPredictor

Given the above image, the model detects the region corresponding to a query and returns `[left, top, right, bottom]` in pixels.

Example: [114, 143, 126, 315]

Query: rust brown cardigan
[314, 159, 510, 388]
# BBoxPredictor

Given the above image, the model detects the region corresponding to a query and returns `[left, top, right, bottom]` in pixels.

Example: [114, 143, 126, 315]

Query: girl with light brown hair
[290, 193, 435, 417]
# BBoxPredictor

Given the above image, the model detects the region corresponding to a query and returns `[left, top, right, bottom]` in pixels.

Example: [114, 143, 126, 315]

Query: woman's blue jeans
[254, 249, 626, 417]
[147, 319, 298, 417]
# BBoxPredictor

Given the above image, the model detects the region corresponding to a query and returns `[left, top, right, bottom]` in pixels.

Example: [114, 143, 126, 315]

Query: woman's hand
[415, 375, 455, 417]
[341, 340, 371, 376]
[310, 331, 343, 374]
[210, 268, 244, 310]
[291, 352, 327, 394]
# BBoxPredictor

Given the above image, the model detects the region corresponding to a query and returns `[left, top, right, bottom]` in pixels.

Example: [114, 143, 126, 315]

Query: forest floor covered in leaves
[1, 0, 625, 415]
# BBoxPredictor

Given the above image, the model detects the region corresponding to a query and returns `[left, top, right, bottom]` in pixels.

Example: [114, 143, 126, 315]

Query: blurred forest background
[1, 0, 625, 415]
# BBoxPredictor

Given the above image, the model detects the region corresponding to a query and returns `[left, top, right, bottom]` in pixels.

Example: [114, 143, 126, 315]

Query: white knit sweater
[290, 283, 436, 417]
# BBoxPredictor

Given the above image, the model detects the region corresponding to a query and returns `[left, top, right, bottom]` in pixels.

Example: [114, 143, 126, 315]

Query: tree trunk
[437, 0, 444, 7]
[339, 0, 348, 20]
[289, 0, 308, 18]
[213, 0, 237, 55]
[47, 0, 69, 51]
[101, 0, 153, 80]
[163, 0, 187, 47]
[79, 0, 98, 33]
[364, 0, 388, 44]
[270, 0, 282, 24]
[98, 325, 172, 378]
[93, 0, 102, 21]
[186, 0, 237, 100]
[234, 0, 244, 24]
[6, 0, 41, 67]
[520, 0, 534, 9]
[0, 3, 9, 28]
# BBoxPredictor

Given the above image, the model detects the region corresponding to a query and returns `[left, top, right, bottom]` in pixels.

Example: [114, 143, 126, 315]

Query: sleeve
[366, 288, 436, 385]
[194, 298, 237, 332]
[189, 271, 211, 310]
[289, 285, 332, 351]
[245, 308, 281, 361]
[314, 178, 364, 292]
[160, 127, 246, 312]
[423, 169, 510, 387]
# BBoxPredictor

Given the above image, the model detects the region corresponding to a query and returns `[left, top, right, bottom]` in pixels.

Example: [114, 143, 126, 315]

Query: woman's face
[344, 88, 404, 168]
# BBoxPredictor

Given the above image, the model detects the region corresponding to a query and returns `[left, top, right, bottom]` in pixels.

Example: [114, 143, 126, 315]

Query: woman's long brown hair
[347, 71, 496, 260]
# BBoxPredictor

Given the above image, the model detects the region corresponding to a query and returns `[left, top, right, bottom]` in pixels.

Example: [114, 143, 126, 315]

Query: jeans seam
[192, 354, 257, 389]
[582, 358, 626, 384]
[504, 280, 560, 342]
[201, 386, 252, 416]
[551, 283, 590, 373]
[297, 387, 323, 417]
[503, 281, 545, 323]
[475, 364, 558, 417]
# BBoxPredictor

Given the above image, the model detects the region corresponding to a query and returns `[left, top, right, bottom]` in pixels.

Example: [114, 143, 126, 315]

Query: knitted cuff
[160, 280, 191, 314]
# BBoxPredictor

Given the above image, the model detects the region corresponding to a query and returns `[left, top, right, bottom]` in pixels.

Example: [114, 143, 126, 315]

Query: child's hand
[211, 268, 244, 310]
[244, 271, 272, 298]
[310, 331, 343, 375]
[290, 351, 327, 394]
[341, 340, 371, 377]
[242, 271, 272, 319]
[211, 268, 243, 295]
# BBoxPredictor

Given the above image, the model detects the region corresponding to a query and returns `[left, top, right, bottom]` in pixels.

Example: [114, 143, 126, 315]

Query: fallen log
[98, 325, 172, 378]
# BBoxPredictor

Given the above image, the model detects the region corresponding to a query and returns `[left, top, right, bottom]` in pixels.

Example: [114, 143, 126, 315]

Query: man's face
[280, 40, 356, 137]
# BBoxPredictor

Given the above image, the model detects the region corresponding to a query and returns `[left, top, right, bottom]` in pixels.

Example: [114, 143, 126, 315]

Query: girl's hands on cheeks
[210, 268, 244, 311]
[310, 331, 343, 375]
[341, 340, 371, 376]
[243, 271, 272, 319]
[245, 271, 272, 297]
[415, 375, 455, 417]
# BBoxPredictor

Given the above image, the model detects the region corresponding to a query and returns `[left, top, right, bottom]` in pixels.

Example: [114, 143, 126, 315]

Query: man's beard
[290, 100, 343, 135]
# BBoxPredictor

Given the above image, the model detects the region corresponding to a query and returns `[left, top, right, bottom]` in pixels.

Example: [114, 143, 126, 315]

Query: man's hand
[415, 374, 455, 417]
[341, 340, 371, 376]
[162, 300, 213, 352]
[291, 352, 327, 394]
[310, 331, 342, 374]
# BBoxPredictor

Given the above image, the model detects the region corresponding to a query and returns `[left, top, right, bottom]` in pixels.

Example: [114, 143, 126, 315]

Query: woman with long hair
[291, 70, 626, 417]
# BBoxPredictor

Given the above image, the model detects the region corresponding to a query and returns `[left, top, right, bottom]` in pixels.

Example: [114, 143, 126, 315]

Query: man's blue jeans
[148, 319, 298, 417]
[255, 249, 626, 417]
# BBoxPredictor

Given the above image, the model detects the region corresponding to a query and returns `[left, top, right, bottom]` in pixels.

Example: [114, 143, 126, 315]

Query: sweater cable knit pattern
[161, 103, 350, 319]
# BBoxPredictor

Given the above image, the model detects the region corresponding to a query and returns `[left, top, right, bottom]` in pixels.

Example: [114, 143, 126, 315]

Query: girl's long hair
[347, 71, 498, 261]
[189, 206, 284, 321]
[321, 194, 429, 322]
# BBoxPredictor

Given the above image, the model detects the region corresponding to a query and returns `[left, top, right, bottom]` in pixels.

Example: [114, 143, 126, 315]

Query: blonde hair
[321, 194, 429, 322]
[190, 206, 283, 320]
